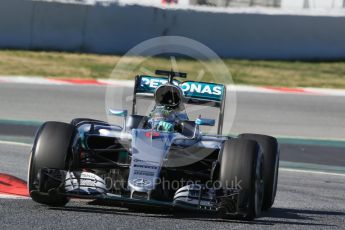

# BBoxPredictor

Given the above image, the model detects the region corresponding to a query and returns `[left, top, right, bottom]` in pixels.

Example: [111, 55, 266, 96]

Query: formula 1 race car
[28, 70, 279, 220]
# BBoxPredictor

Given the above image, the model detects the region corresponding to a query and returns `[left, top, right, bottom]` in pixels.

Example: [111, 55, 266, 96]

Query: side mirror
[195, 118, 215, 126]
[109, 109, 128, 131]
[109, 109, 128, 117]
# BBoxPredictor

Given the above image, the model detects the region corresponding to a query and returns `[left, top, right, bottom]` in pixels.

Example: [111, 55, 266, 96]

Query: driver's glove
[157, 121, 174, 132]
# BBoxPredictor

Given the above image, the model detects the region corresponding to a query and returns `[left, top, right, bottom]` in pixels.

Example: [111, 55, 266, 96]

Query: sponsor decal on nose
[145, 131, 160, 138]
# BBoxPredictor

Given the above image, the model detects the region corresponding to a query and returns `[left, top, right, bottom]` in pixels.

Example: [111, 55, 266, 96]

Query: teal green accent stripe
[225, 133, 345, 148]
[277, 137, 345, 148]
[0, 119, 43, 126]
[226, 133, 345, 148]
[280, 161, 345, 174]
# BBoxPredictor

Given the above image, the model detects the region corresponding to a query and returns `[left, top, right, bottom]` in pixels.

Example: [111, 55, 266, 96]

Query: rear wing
[132, 75, 226, 134]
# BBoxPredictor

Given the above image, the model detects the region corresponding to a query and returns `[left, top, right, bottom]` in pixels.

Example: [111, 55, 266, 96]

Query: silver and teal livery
[27, 69, 279, 221]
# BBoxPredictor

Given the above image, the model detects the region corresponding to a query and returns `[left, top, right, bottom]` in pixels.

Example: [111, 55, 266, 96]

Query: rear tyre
[28, 122, 75, 206]
[239, 134, 279, 210]
[219, 139, 264, 220]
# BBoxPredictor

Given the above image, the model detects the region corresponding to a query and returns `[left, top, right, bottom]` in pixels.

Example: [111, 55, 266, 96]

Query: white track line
[280, 168, 345, 177]
[0, 140, 31, 147]
[0, 194, 29, 199]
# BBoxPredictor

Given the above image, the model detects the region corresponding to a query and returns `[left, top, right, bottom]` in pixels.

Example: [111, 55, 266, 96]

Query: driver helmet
[148, 84, 184, 131]
[154, 84, 184, 110]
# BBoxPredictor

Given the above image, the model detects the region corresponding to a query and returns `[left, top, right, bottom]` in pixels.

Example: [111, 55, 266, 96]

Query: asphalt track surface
[0, 83, 345, 229]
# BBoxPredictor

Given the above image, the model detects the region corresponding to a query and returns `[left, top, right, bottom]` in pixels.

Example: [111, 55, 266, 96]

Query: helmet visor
[155, 85, 182, 107]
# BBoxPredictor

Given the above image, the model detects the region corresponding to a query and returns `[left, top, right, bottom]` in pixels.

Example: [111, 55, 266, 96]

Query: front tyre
[239, 134, 279, 210]
[28, 122, 75, 206]
[219, 139, 264, 220]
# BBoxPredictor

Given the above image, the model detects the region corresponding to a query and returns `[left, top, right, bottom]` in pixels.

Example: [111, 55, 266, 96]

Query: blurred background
[1, 0, 345, 60]
[1, 0, 345, 86]
[44, 0, 345, 9]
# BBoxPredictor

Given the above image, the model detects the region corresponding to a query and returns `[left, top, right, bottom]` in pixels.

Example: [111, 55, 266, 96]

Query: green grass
[1, 50, 345, 88]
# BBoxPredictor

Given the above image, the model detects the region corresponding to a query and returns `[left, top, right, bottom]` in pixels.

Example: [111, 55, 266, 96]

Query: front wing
[32, 168, 242, 215]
